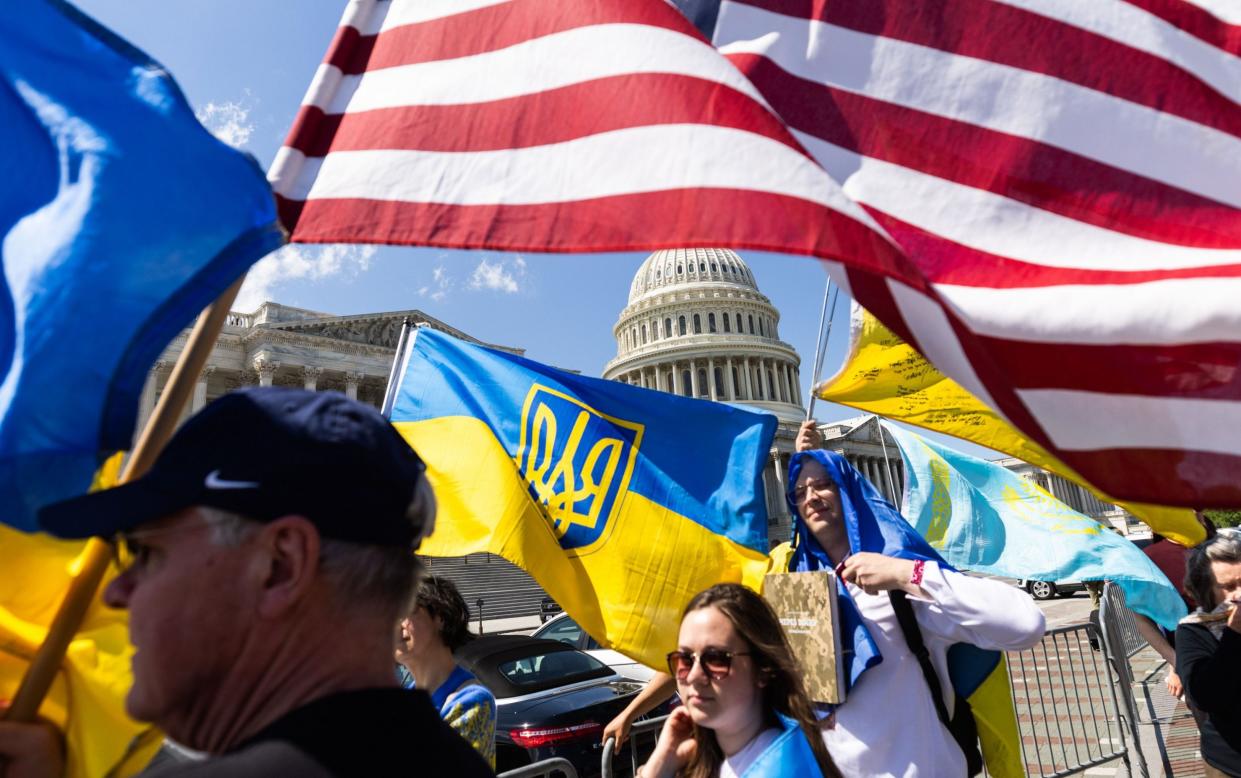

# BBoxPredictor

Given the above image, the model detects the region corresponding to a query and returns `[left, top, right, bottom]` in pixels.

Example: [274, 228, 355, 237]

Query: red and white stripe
[714, 0, 1241, 507]
[270, 0, 903, 274]
[275, 0, 1241, 507]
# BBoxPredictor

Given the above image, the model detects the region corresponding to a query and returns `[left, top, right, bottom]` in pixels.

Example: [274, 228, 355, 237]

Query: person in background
[1177, 528, 1241, 777]
[1138, 524, 1203, 699]
[637, 583, 840, 778]
[395, 577, 497, 768]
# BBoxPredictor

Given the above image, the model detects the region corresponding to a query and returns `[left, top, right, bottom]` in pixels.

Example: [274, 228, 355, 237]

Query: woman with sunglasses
[638, 583, 840, 778]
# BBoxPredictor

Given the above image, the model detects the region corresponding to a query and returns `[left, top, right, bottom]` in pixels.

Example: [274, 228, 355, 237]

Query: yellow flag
[1, 453, 160, 777]
[815, 306, 1205, 547]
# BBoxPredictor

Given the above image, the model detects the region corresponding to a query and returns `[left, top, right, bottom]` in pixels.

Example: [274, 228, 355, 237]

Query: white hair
[198, 477, 433, 621]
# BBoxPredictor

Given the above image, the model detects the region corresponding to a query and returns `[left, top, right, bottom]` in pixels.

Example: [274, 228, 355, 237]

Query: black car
[539, 596, 564, 623]
[456, 635, 657, 777]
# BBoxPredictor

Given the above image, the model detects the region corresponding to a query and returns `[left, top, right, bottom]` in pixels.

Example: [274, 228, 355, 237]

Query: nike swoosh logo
[204, 470, 261, 490]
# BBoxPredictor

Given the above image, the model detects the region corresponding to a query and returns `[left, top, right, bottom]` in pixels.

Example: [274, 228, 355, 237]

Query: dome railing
[603, 334, 799, 372]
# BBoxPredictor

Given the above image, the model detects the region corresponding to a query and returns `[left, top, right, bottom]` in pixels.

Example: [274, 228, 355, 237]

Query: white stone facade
[135, 302, 520, 440]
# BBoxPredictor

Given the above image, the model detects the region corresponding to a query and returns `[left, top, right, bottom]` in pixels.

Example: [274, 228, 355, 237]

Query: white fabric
[822, 562, 1044, 777]
[720, 727, 782, 778]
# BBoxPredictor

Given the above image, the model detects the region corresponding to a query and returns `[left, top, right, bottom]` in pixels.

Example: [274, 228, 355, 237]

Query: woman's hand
[636, 707, 697, 778]
[839, 553, 925, 597]
[1164, 669, 1184, 698]
[1227, 599, 1241, 635]
[602, 708, 635, 749]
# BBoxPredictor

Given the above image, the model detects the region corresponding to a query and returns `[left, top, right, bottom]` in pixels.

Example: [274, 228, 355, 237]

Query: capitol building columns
[603, 248, 806, 548]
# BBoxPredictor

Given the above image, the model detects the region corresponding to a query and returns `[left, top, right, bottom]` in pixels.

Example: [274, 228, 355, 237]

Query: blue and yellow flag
[388, 327, 775, 668]
[882, 422, 1188, 631]
[1, 0, 283, 532]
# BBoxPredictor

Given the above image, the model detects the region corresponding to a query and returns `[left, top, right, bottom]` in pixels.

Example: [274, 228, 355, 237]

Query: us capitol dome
[603, 248, 804, 421]
[603, 248, 805, 543]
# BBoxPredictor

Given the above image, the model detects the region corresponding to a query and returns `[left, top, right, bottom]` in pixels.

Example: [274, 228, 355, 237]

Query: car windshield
[537, 616, 605, 651]
[537, 616, 583, 646]
[497, 650, 609, 688]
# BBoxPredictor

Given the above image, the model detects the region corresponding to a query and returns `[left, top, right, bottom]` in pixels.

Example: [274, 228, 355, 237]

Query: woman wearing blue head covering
[786, 421, 1044, 776]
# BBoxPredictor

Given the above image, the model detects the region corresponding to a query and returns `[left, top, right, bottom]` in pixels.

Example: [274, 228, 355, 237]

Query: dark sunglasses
[666, 648, 751, 681]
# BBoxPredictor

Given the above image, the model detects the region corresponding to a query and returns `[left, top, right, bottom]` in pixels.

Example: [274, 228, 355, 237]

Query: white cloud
[467, 255, 526, 294]
[235, 244, 377, 311]
[196, 95, 255, 149]
[417, 263, 453, 302]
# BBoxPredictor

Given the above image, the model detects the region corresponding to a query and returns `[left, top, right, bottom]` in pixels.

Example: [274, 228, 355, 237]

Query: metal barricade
[1007, 621, 1148, 778]
[1098, 581, 1190, 733]
[601, 714, 669, 778]
[498, 757, 579, 778]
[1100, 582, 1148, 670]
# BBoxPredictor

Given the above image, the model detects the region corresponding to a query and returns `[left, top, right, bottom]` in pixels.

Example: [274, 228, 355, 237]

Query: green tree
[1205, 509, 1241, 529]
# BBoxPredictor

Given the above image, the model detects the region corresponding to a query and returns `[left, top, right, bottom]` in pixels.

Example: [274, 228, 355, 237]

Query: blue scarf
[786, 449, 959, 700]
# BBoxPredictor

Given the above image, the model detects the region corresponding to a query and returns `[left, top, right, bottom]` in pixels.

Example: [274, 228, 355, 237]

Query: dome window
[711, 263, 718, 272]
[748, 314, 755, 334]
[677, 264, 684, 275]
[656, 269, 661, 279]
[693, 314, 702, 334]
[697, 368, 708, 398]
[708, 313, 717, 333]
[713, 367, 725, 397]
[723, 314, 731, 333]
[665, 317, 672, 338]
[758, 318, 765, 337]
[681, 369, 692, 396]
[735, 313, 743, 332]
[699, 262, 706, 272]
[641, 324, 647, 344]
[678, 316, 687, 336]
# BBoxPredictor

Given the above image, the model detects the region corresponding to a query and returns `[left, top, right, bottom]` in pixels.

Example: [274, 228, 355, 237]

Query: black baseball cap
[39, 387, 433, 548]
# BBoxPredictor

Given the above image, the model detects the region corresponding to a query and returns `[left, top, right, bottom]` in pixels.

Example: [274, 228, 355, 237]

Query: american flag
[271, 0, 1241, 508]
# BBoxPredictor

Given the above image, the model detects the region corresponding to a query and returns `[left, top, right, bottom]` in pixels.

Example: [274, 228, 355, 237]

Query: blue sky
[74, 0, 996, 456]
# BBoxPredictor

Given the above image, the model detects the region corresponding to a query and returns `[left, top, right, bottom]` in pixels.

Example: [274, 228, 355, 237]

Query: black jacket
[144, 688, 495, 777]
[1177, 622, 1241, 776]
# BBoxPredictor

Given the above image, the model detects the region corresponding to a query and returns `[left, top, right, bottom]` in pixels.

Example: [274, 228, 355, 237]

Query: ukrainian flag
[388, 327, 775, 669]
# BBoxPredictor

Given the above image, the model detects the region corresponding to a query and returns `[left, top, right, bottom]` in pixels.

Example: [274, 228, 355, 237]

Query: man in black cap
[0, 387, 494, 777]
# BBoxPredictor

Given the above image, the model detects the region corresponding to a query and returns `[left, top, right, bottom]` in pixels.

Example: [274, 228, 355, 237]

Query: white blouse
[822, 562, 1045, 777]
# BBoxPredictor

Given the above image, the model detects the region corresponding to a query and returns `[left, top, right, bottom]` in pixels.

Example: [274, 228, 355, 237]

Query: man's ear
[254, 515, 321, 619]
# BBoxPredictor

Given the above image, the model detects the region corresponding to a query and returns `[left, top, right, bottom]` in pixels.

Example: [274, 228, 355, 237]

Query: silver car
[532, 613, 657, 682]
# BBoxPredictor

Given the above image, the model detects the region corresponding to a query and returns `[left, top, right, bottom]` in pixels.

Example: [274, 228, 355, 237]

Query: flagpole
[380, 319, 415, 418]
[2, 275, 246, 723]
[806, 278, 839, 421]
[876, 417, 899, 507]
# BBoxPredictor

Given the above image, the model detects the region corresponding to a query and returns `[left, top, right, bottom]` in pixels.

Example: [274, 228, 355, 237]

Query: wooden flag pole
[2, 275, 246, 723]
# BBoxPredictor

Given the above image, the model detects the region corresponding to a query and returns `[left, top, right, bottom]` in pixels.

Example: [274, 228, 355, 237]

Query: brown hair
[677, 583, 841, 778]
[411, 576, 475, 650]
